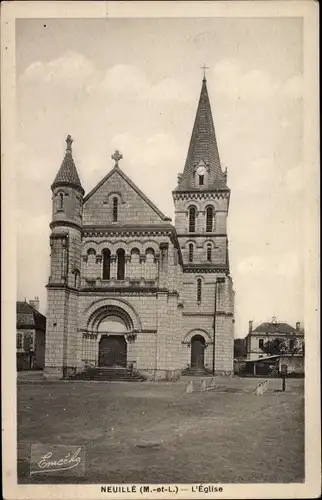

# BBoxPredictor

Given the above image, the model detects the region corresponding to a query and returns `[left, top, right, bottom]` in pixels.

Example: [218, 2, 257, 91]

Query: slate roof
[253, 322, 298, 335]
[175, 78, 227, 192]
[17, 302, 46, 331]
[52, 135, 84, 193]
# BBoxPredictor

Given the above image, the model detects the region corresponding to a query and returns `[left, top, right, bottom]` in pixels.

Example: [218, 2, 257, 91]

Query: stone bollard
[186, 380, 194, 393]
[255, 379, 268, 396]
[201, 379, 207, 392]
[209, 377, 216, 389]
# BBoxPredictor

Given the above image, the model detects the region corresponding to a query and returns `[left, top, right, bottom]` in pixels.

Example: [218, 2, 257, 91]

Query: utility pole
[213, 277, 225, 375]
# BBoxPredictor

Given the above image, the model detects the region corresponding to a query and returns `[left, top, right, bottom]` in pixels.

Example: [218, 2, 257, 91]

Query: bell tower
[44, 135, 84, 379]
[173, 75, 235, 374]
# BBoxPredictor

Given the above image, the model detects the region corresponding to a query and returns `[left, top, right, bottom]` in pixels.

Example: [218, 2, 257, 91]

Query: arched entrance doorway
[191, 335, 205, 369]
[98, 316, 128, 367]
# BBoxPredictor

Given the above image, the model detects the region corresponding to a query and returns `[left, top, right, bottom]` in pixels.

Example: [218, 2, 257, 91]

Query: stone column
[140, 255, 146, 282]
[159, 243, 169, 288]
[155, 254, 160, 284]
[125, 255, 131, 280]
[110, 255, 117, 279]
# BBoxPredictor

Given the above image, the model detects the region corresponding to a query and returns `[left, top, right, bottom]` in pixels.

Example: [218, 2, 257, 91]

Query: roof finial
[201, 64, 209, 81]
[111, 150, 123, 167]
[66, 135, 73, 153]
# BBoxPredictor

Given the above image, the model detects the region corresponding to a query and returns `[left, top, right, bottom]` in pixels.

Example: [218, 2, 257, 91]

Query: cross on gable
[111, 150, 123, 166]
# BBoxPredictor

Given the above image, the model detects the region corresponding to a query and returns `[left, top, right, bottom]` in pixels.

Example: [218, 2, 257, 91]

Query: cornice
[183, 264, 229, 274]
[82, 224, 174, 238]
[50, 220, 82, 231]
[172, 190, 230, 201]
[78, 287, 173, 295]
[177, 233, 227, 238]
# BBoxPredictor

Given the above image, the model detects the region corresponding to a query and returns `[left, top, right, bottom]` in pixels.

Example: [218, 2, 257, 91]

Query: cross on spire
[201, 64, 209, 81]
[111, 150, 123, 167]
[66, 134, 73, 152]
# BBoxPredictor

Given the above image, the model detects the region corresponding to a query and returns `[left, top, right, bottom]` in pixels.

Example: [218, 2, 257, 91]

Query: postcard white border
[1, 1, 320, 499]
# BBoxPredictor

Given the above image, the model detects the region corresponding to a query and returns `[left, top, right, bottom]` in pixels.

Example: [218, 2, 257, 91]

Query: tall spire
[175, 77, 227, 191]
[52, 135, 84, 193]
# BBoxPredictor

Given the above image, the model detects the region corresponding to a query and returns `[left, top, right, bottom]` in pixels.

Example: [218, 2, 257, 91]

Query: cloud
[100, 64, 149, 95]
[20, 53, 192, 104]
[212, 59, 303, 101]
[20, 50, 96, 89]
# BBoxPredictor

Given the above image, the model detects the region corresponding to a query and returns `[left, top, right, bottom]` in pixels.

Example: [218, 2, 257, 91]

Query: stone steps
[182, 367, 213, 377]
[68, 367, 146, 382]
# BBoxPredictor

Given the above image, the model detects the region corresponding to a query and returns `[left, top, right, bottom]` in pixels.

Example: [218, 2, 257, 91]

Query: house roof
[51, 135, 84, 193]
[17, 302, 46, 331]
[174, 77, 227, 192]
[83, 164, 171, 221]
[253, 322, 298, 335]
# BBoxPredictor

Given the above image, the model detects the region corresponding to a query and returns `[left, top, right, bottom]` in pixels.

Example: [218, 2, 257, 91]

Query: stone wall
[83, 169, 170, 226]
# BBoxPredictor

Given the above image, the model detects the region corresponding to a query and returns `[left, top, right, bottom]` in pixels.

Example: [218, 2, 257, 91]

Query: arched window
[102, 249, 111, 280]
[197, 278, 202, 302]
[188, 243, 194, 263]
[207, 243, 212, 262]
[59, 192, 64, 209]
[73, 269, 80, 288]
[189, 206, 196, 232]
[117, 248, 125, 280]
[206, 206, 213, 232]
[112, 197, 118, 222]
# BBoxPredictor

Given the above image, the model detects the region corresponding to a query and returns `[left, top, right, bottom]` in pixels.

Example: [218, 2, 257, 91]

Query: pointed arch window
[206, 206, 214, 232]
[189, 206, 196, 233]
[102, 249, 111, 280]
[188, 243, 194, 263]
[197, 278, 202, 302]
[112, 197, 118, 222]
[117, 248, 125, 280]
[207, 243, 212, 262]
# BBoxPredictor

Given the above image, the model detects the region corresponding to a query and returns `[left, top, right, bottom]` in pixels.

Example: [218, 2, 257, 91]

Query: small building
[245, 318, 304, 361]
[16, 298, 46, 371]
[243, 354, 304, 377]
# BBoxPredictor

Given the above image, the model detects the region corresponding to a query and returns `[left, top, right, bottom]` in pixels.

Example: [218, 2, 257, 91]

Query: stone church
[44, 76, 235, 380]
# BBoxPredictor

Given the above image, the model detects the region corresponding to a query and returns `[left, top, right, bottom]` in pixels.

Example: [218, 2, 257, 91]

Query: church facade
[44, 77, 235, 380]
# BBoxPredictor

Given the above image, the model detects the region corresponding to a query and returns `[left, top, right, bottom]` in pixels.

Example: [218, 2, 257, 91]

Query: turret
[48, 135, 84, 289]
[45, 135, 84, 378]
[51, 135, 84, 228]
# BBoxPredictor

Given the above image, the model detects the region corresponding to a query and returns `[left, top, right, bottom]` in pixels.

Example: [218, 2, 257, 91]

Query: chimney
[296, 321, 300, 331]
[29, 296, 40, 311]
[249, 320, 253, 333]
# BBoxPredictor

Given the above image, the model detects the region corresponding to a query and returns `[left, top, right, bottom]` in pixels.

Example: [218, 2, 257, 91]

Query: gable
[83, 167, 171, 226]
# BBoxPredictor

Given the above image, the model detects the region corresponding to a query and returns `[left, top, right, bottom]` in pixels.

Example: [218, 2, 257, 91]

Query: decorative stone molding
[82, 297, 142, 331]
[83, 332, 97, 340]
[183, 328, 213, 344]
[173, 191, 230, 201]
[82, 255, 88, 262]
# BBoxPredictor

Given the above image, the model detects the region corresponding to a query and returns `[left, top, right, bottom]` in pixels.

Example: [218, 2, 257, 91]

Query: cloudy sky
[16, 17, 304, 337]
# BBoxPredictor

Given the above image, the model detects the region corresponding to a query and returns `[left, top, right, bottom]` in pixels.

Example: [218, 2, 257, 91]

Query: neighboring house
[16, 298, 46, 371]
[245, 317, 304, 361]
[44, 75, 235, 380]
[243, 354, 304, 377]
